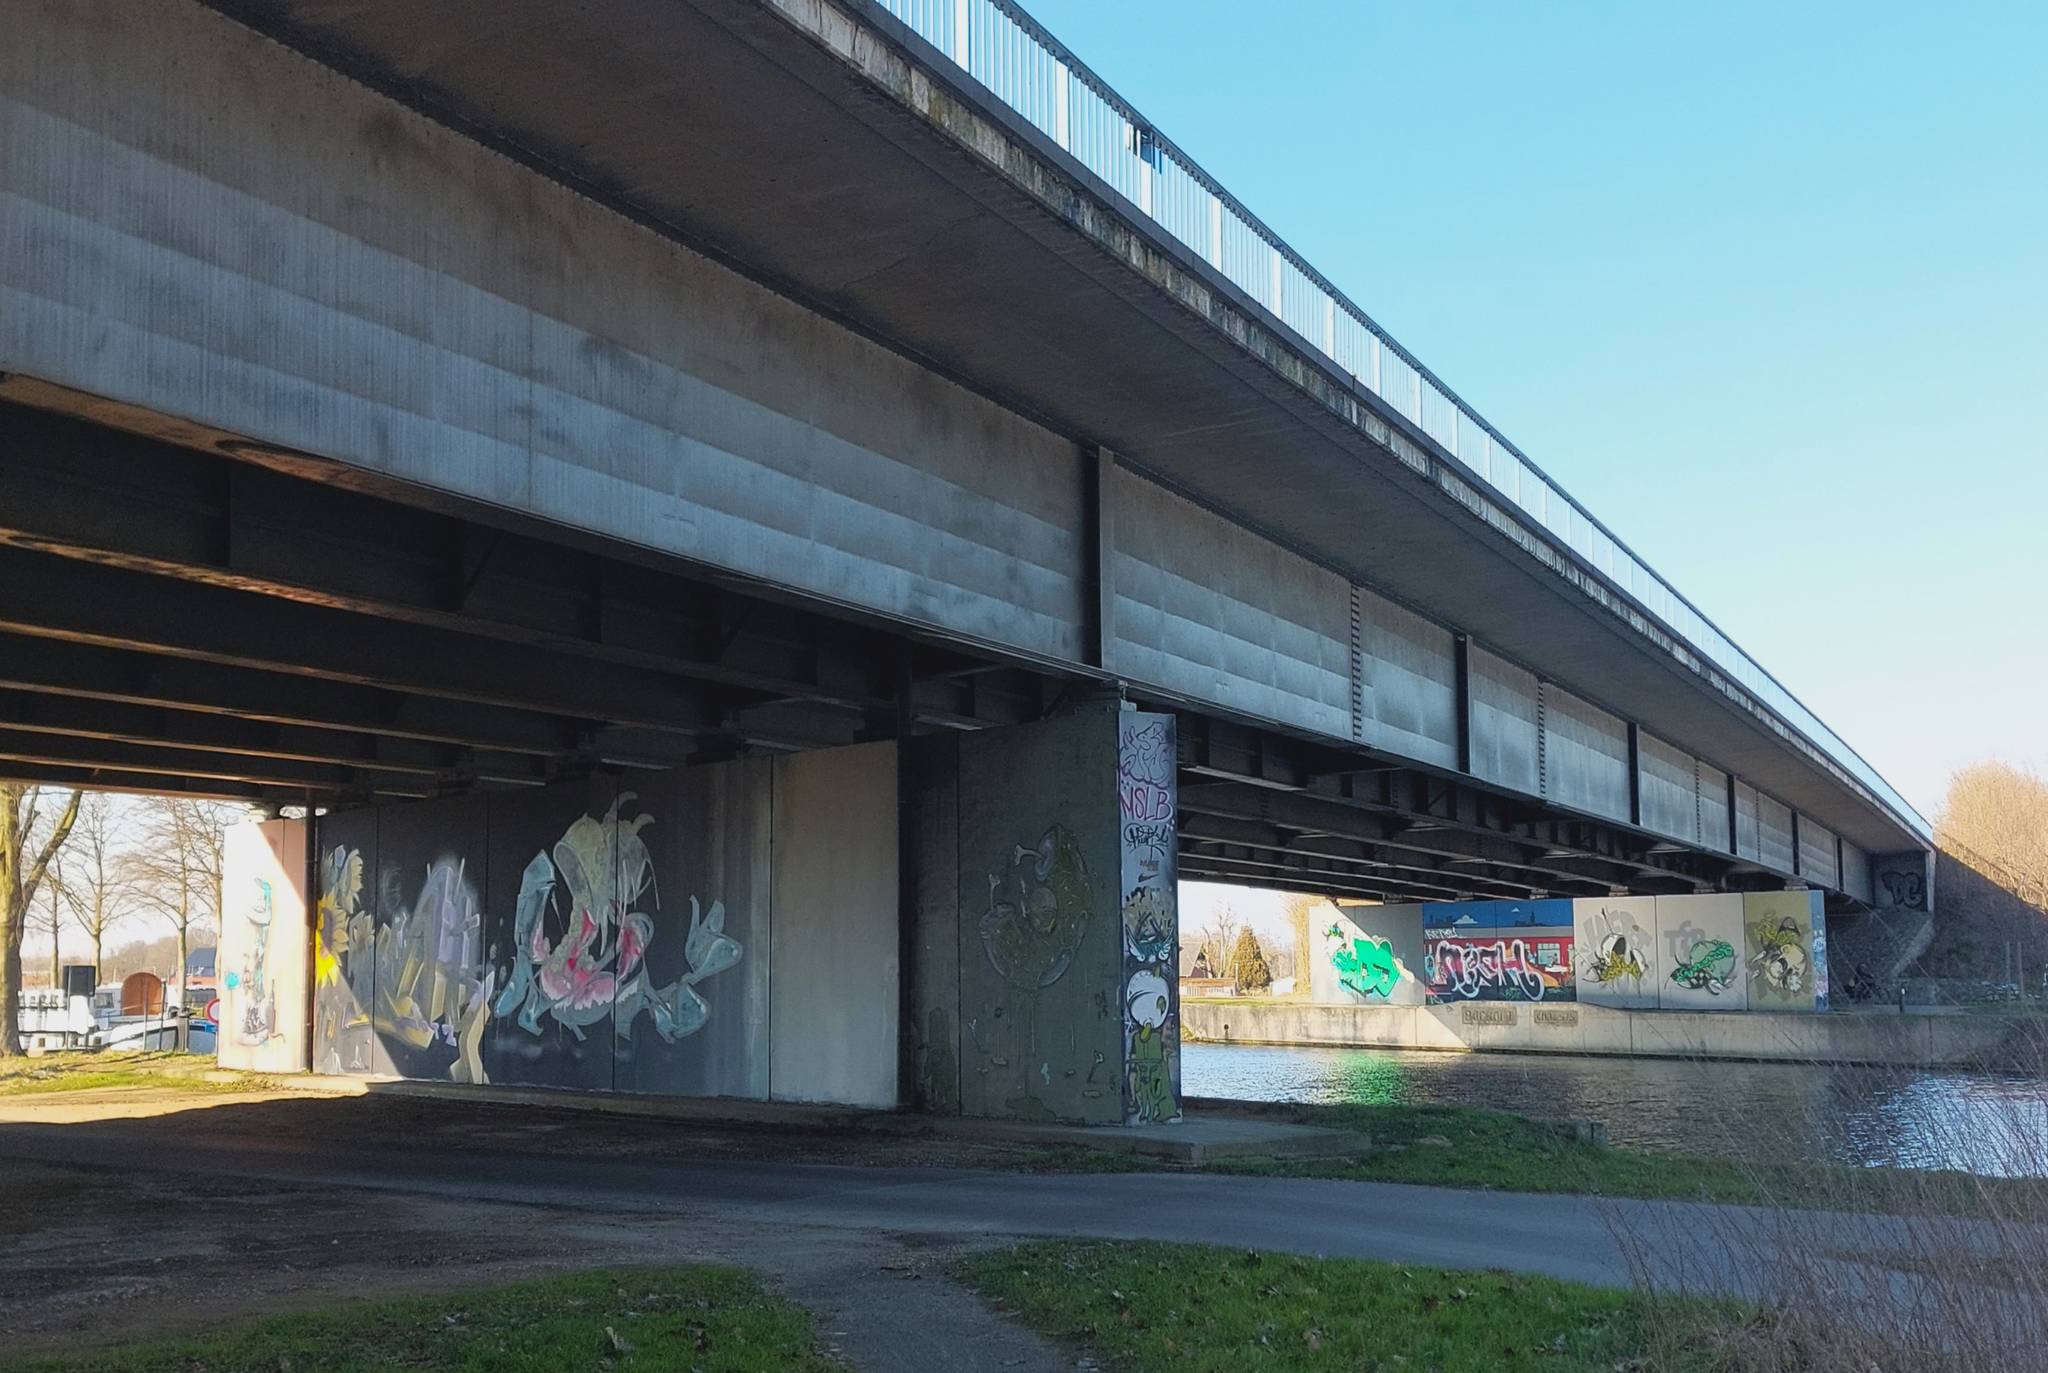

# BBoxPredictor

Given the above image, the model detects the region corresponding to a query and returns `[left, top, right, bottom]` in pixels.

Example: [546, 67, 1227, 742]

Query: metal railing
[870, 0, 1930, 842]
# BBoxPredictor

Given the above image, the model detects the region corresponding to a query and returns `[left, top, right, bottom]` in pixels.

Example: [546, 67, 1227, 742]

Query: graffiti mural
[1424, 900, 1576, 1003]
[1655, 894, 1750, 1009]
[1120, 713, 1180, 1124]
[1572, 896, 1659, 1009]
[1329, 928, 1401, 999]
[230, 877, 279, 1047]
[312, 787, 748, 1088]
[1744, 890, 1826, 1011]
[375, 857, 493, 1083]
[496, 795, 742, 1047]
[314, 838, 376, 1074]
[219, 819, 310, 1075]
[982, 825, 1094, 989]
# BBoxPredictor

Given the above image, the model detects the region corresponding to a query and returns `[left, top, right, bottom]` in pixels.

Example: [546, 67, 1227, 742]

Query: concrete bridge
[1, 0, 1931, 1118]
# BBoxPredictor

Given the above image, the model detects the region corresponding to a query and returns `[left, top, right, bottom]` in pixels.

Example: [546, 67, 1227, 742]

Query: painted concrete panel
[1317, 904, 1428, 1006]
[1652, 893, 1749, 1011]
[1118, 712, 1180, 1124]
[1756, 793, 1797, 875]
[483, 780, 619, 1092]
[907, 734, 963, 1114]
[218, 819, 310, 1074]
[1541, 686, 1631, 822]
[1637, 733, 1699, 844]
[1422, 899, 1577, 1003]
[956, 711, 1124, 1124]
[769, 742, 900, 1109]
[1743, 890, 1825, 1012]
[1572, 896, 1660, 1010]
[1697, 763, 1732, 854]
[312, 806, 378, 1076]
[622, 760, 773, 1098]
[1109, 467, 1349, 740]
[0, 1, 1091, 665]
[1733, 780, 1762, 862]
[1467, 647, 1540, 796]
[376, 793, 494, 1086]
[1797, 817, 1839, 890]
[1358, 592, 1459, 768]
[1840, 840, 1873, 907]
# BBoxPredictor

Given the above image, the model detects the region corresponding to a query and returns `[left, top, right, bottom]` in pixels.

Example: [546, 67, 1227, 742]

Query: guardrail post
[1207, 195, 1222, 268]
[1054, 60, 1069, 149]
[950, 0, 969, 66]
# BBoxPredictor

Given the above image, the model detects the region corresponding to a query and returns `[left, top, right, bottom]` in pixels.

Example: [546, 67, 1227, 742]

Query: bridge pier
[906, 703, 1182, 1125]
[216, 706, 1180, 1124]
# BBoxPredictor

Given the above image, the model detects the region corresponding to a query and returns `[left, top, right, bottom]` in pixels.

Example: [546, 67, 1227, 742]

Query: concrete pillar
[906, 704, 1181, 1125]
[217, 817, 312, 1073]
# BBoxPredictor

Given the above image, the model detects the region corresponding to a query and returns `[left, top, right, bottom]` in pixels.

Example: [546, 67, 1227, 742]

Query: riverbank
[1182, 996, 2033, 1067]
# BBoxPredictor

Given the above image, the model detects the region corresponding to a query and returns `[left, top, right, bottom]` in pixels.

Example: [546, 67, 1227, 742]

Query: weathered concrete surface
[1184, 999, 2021, 1066]
[0, 0, 1921, 861]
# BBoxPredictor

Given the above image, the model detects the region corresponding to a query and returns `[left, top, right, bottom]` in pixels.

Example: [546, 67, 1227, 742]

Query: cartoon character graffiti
[231, 875, 279, 1047]
[981, 824, 1094, 989]
[1124, 969, 1175, 1123]
[1122, 883, 1174, 965]
[1670, 938, 1738, 995]
[1748, 917, 1812, 997]
[1583, 908, 1652, 988]
[495, 795, 742, 1046]
[1329, 927, 1401, 999]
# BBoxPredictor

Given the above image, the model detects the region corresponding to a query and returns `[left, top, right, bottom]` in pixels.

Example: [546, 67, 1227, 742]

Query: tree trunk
[0, 890, 20, 1058]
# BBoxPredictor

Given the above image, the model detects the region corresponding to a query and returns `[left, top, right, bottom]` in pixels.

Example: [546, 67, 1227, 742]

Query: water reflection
[1185, 1043, 2048, 1178]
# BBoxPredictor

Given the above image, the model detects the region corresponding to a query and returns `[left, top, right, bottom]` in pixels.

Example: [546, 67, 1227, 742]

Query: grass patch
[959, 1239, 1745, 1373]
[1, 1265, 836, 1373]
[1203, 1102, 2046, 1219]
[0, 1052, 280, 1097]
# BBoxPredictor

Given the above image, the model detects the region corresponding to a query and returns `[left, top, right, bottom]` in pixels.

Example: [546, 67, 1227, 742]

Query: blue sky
[1021, 0, 2046, 818]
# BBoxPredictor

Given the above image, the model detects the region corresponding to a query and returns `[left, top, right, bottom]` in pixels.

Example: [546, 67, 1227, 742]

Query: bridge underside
[0, 0, 1928, 943]
[1, 398, 1776, 909]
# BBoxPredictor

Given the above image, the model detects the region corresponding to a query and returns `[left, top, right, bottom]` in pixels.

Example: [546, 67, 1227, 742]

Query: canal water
[1184, 1042, 2048, 1178]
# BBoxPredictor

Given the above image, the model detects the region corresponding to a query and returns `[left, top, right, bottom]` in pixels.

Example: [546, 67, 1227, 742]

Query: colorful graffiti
[1747, 917, 1813, 998]
[315, 792, 745, 1084]
[1428, 937, 1572, 1002]
[1124, 968, 1174, 1122]
[229, 876, 279, 1047]
[496, 795, 742, 1045]
[1581, 909, 1651, 987]
[314, 844, 374, 1074]
[1120, 713, 1179, 1124]
[1329, 927, 1400, 999]
[1669, 937, 1738, 995]
[376, 857, 492, 1083]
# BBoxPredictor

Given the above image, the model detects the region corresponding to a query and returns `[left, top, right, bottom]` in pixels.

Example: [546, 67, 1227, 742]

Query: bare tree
[59, 793, 134, 983]
[122, 798, 235, 1004]
[1923, 762, 2048, 987]
[1, 783, 83, 1055]
[1200, 902, 1242, 983]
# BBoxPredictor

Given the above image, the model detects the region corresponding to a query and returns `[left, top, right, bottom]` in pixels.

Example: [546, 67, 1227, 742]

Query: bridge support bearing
[906, 704, 1182, 1126]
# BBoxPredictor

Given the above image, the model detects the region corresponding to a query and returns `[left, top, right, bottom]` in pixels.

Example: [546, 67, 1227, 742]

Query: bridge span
[1, 0, 1930, 1119]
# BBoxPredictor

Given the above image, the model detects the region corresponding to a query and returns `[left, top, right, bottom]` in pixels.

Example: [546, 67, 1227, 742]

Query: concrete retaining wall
[1183, 999, 2017, 1067]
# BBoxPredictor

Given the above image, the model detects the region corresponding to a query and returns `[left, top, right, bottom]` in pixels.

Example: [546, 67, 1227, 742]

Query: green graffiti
[1670, 938, 1737, 994]
[981, 824, 1094, 990]
[1329, 926, 1401, 999]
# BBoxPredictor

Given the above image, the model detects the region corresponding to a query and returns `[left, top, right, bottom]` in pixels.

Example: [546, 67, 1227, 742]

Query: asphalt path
[0, 1107, 1768, 1291]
